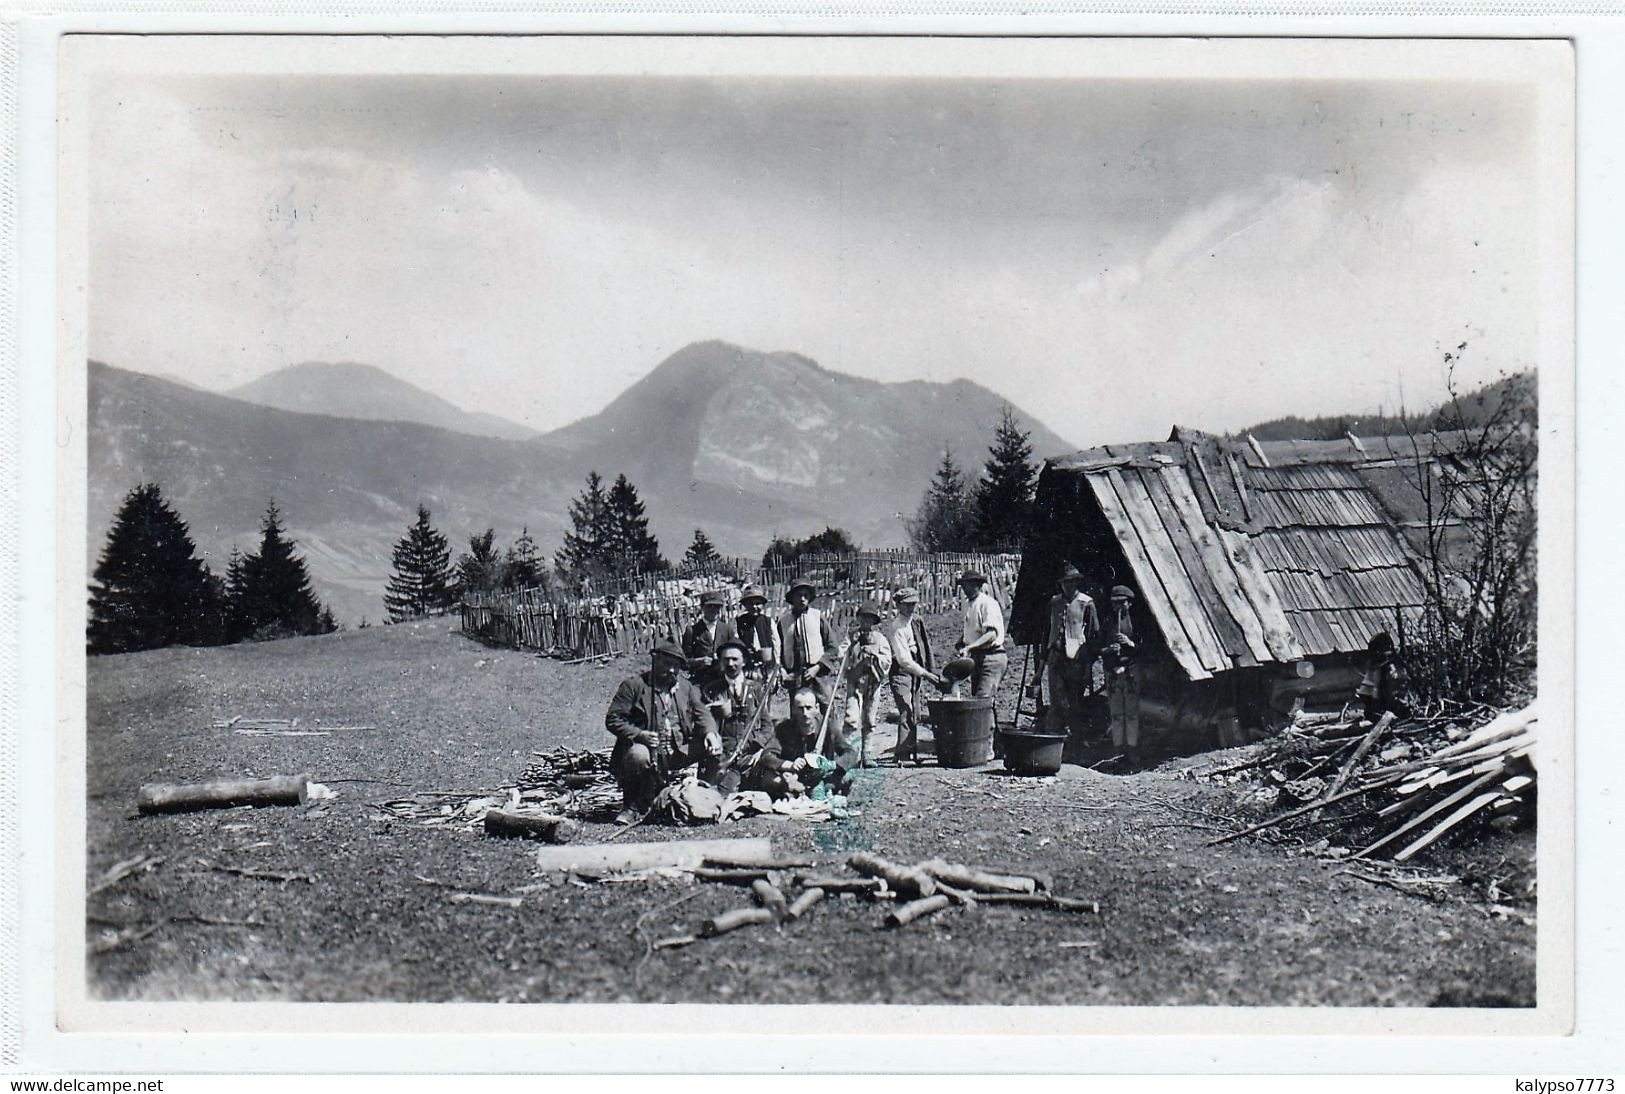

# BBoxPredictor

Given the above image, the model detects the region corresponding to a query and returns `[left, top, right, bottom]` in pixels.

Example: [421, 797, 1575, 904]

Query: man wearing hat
[704, 638, 774, 793]
[842, 599, 895, 765]
[955, 570, 1008, 698]
[777, 578, 837, 707]
[887, 586, 942, 764]
[1044, 564, 1101, 740]
[681, 589, 738, 687]
[1104, 585, 1142, 764]
[733, 584, 779, 678]
[604, 640, 721, 823]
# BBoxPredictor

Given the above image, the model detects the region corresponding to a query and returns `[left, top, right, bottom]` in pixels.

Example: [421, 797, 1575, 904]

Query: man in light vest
[777, 578, 837, 708]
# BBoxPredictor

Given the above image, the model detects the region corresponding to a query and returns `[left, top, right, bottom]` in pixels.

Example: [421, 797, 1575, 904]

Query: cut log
[535, 838, 775, 875]
[138, 774, 311, 815]
[884, 894, 952, 928]
[751, 879, 790, 919]
[699, 907, 776, 937]
[693, 866, 771, 885]
[786, 887, 826, 919]
[918, 859, 1037, 895]
[848, 853, 936, 898]
[483, 808, 580, 844]
[790, 876, 887, 895]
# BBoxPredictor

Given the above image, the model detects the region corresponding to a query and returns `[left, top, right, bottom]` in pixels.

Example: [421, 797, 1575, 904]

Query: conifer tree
[906, 449, 977, 552]
[972, 406, 1038, 550]
[605, 473, 665, 578]
[87, 483, 223, 653]
[222, 546, 252, 643]
[455, 528, 507, 597]
[505, 526, 542, 590]
[384, 504, 455, 621]
[239, 500, 327, 638]
[556, 472, 612, 578]
[683, 528, 721, 571]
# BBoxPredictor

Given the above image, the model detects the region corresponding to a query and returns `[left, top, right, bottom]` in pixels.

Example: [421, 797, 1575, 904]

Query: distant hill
[89, 346, 1077, 623]
[539, 340, 1078, 547]
[89, 361, 575, 624]
[229, 361, 538, 441]
[1239, 372, 1536, 442]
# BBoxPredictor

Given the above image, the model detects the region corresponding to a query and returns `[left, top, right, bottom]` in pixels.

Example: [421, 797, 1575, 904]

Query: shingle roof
[1041, 431, 1436, 680]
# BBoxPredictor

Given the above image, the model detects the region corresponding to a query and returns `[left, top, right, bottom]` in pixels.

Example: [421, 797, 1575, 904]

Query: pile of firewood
[519, 747, 621, 818]
[1204, 703, 1537, 863]
[651, 852, 1100, 948]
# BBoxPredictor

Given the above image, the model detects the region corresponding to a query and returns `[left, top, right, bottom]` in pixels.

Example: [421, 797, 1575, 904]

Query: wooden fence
[460, 550, 1021, 661]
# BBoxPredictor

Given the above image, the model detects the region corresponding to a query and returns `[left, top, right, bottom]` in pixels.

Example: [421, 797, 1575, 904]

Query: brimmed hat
[786, 578, 817, 599]
[856, 599, 887, 621]
[739, 584, 768, 605]
[1110, 585, 1136, 600]
[892, 586, 920, 604]
[715, 638, 748, 657]
[652, 640, 687, 663]
[958, 570, 988, 585]
[1057, 563, 1084, 585]
[699, 589, 728, 608]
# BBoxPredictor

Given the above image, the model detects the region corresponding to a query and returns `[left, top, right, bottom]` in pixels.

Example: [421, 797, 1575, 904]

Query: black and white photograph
[53, 33, 1573, 1032]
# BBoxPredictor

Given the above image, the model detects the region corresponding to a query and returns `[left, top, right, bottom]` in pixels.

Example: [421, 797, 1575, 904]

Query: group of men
[1042, 563, 1143, 762]
[602, 570, 1010, 822]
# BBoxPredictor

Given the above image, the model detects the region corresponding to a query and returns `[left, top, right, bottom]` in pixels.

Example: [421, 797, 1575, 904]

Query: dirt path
[84, 622, 1535, 1005]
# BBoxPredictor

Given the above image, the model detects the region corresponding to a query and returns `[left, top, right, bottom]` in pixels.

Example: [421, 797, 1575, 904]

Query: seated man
[744, 686, 859, 799]
[604, 640, 721, 823]
[705, 639, 773, 794]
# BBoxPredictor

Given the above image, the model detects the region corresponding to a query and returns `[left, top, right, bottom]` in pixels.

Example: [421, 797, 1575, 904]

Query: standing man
[955, 570, 1008, 699]
[887, 586, 943, 764]
[777, 578, 837, 707]
[1044, 563, 1100, 740]
[682, 589, 737, 687]
[604, 641, 720, 823]
[734, 584, 779, 678]
[842, 600, 894, 766]
[1103, 585, 1141, 765]
[705, 639, 772, 793]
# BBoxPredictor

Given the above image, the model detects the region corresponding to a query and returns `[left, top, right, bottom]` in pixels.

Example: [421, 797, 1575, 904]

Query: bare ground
[84, 618, 1535, 1005]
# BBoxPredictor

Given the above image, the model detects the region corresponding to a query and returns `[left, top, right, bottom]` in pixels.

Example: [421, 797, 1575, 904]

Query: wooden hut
[1010, 428, 1457, 751]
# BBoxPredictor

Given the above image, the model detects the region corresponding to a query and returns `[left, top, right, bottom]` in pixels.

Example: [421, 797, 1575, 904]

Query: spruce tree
[239, 500, 327, 639]
[455, 528, 506, 597]
[87, 483, 222, 653]
[972, 406, 1038, 550]
[556, 472, 612, 578]
[384, 504, 455, 621]
[222, 546, 252, 643]
[906, 449, 977, 552]
[683, 528, 721, 571]
[605, 474, 665, 578]
[505, 526, 542, 590]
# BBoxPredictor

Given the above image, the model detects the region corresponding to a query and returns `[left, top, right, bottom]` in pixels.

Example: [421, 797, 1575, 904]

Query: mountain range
[88, 342, 1077, 624]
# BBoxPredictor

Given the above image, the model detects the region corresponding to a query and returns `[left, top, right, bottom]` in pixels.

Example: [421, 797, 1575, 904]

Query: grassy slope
[85, 621, 1534, 1005]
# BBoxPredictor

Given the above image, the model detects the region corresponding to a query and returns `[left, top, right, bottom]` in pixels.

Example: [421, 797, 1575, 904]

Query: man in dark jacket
[604, 640, 720, 822]
[682, 589, 737, 687]
[733, 584, 779, 677]
[744, 686, 858, 798]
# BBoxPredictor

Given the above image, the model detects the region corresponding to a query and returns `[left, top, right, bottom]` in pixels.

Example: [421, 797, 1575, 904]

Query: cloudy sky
[86, 42, 1547, 446]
